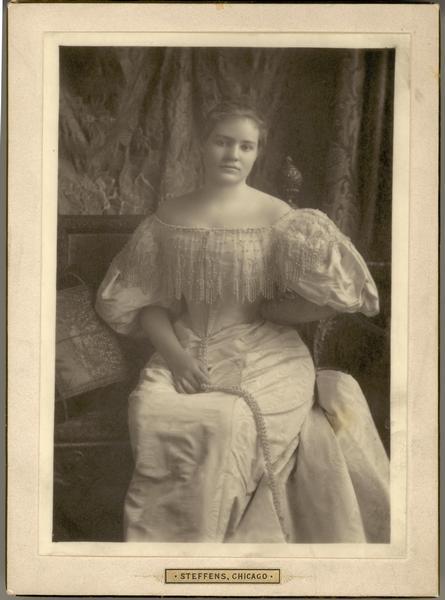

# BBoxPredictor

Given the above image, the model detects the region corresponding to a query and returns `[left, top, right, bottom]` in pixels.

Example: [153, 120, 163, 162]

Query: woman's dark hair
[200, 100, 268, 151]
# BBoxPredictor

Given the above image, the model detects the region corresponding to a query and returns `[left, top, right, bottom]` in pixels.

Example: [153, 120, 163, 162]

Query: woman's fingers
[188, 369, 208, 391]
[173, 360, 211, 394]
[175, 380, 186, 394]
[174, 373, 200, 394]
[181, 378, 197, 394]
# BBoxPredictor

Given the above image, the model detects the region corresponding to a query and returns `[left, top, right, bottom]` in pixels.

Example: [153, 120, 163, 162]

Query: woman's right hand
[167, 349, 210, 394]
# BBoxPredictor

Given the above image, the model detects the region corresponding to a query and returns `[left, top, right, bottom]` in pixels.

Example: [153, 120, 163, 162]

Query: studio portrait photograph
[6, 3, 438, 597]
[53, 43, 392, 545]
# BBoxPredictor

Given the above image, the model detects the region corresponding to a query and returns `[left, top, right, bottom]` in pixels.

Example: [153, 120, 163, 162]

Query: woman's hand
[167, 349, 210, 394]
[139, 305, 210, 394]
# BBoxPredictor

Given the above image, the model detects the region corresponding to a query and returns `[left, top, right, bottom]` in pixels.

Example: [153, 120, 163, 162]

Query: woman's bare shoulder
[250, 190, 292, 224]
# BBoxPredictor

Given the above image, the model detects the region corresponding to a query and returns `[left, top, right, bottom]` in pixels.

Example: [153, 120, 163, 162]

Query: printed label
[165, 569, 280, 584]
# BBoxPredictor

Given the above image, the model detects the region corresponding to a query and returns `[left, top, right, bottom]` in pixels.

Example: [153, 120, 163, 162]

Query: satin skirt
[124, 318, 390, 543]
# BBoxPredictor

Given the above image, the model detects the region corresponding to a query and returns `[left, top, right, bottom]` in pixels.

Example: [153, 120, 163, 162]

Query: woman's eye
[241, 145, 254, 152]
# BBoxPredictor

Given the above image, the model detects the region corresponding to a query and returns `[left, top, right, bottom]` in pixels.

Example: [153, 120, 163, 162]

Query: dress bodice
[181, 296, 263, 337]
[95, 208, 380, 338]
[149, 214, 282, 335]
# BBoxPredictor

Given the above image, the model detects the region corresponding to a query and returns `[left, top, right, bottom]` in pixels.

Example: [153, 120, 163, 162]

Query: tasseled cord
[198, 337, 288, 540]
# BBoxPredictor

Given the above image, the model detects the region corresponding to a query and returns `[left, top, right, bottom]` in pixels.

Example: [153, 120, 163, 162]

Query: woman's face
[201, 116, 260, 185]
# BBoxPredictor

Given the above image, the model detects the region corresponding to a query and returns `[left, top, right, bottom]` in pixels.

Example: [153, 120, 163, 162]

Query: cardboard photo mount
[7, 3, 439, 597]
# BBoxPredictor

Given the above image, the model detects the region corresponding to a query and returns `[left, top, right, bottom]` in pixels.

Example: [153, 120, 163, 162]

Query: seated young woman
[95, 100, 389, 544]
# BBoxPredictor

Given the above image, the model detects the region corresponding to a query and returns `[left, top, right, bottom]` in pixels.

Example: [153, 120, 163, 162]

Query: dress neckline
[152, 208, 294, 233]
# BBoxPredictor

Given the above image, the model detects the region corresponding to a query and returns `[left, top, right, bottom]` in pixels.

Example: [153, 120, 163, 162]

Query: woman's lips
[220, 165, 240, 171]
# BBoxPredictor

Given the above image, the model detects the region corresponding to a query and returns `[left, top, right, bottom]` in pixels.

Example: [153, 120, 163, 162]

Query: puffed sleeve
[273, 209, 380, 317]
[95, 215, 179, 336]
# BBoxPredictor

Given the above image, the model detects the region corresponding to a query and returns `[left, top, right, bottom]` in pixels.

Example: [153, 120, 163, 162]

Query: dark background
[58, 46, 394, 262]
[54, 46, 394, 542]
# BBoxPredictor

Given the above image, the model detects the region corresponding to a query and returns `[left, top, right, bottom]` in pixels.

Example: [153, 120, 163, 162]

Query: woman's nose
[225, 144, 240, 160]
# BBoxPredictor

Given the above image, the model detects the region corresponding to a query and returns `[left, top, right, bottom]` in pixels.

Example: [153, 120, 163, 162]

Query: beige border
[7, 3, 438, 596]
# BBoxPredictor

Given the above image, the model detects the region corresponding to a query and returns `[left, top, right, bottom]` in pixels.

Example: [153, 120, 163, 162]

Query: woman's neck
[199, 180, 250, 204]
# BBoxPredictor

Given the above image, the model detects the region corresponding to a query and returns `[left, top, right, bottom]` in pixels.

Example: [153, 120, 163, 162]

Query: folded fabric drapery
[59, 47, 394, 267]
[228, 369, 390, 544]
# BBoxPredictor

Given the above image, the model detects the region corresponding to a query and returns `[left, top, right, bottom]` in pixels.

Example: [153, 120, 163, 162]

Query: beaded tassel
[198, 338, 287, 538]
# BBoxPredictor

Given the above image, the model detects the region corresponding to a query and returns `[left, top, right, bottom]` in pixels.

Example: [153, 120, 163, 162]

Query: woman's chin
[210, 171, 245, 185]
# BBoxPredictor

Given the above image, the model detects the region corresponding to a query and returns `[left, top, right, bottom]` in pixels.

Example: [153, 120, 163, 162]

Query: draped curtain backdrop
[58, 47, 394, 262]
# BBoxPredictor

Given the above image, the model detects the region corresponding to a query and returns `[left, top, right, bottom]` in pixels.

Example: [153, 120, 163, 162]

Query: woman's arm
[140, 305, 209, 394]
[261, 293, 337, 325]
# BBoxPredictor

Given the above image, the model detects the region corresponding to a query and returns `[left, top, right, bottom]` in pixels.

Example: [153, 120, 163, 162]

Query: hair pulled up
[200, 99, 268, 151]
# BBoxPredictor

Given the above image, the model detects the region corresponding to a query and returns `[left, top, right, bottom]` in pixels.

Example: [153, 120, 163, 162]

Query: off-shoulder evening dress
[95, 208, 390, 544]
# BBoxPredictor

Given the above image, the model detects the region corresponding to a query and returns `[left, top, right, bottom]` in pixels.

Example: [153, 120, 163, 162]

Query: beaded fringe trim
[116, 240, 340, 304]
[113, 208, 349, 305]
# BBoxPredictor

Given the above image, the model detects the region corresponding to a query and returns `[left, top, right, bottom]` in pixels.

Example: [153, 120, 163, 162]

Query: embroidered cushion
[56, 284, 128, 400]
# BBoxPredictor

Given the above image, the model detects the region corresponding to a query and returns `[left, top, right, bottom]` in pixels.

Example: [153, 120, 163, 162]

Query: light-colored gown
[95, 207, 390, 544]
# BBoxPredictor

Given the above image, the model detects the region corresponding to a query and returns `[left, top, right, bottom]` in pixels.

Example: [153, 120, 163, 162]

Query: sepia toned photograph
[53, 44, 393, 545]
[7, 3, 438, 596]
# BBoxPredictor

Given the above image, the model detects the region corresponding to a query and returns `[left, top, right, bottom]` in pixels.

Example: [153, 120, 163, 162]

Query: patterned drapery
[58, 47, 394, 260]
[321, 49, 394, 259]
